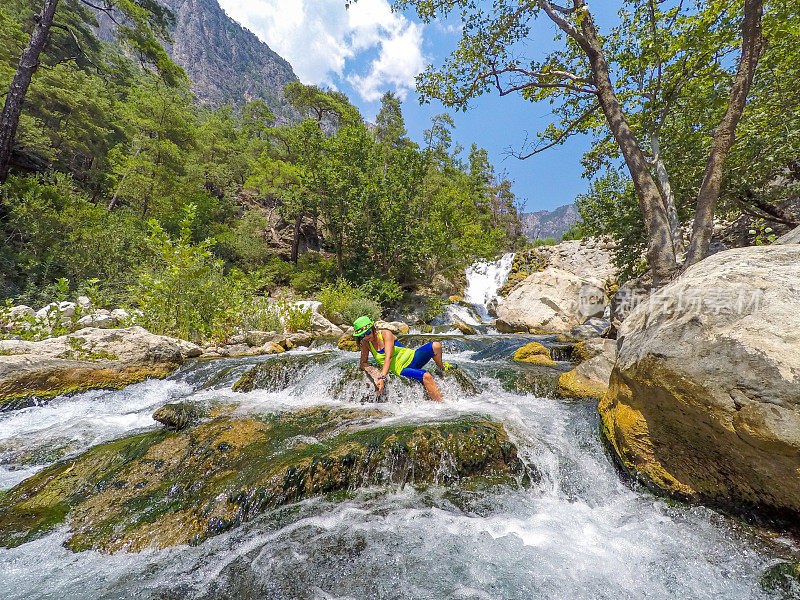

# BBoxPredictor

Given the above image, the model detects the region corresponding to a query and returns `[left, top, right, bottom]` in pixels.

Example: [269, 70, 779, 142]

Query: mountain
[96, 0, 299, 120]
[520, 203, 580, 240]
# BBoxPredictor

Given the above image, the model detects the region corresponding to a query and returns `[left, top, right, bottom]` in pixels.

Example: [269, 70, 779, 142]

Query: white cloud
[216, 0, 426, 102]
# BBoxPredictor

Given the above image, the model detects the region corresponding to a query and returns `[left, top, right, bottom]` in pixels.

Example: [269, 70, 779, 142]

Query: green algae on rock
[513, 342, 557, 366]
[0, 327, 201, 410]
[0, 407, 529, 553]
[232, 352, 335, 392]
[760, 562, 800, 597]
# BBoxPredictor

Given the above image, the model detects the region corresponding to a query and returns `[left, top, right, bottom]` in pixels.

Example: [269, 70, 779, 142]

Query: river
[0, 333, 797, 599]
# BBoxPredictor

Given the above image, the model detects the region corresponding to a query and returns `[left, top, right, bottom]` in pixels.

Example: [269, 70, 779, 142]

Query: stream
[0, 334, 798, 599]
[1, 255, 798, 599]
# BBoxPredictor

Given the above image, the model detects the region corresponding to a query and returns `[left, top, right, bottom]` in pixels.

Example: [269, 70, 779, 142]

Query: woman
[353, 316, 450, 401]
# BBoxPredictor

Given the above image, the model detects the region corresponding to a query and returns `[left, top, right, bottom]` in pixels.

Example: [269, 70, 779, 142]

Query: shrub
[317, 279, 382, 325]
[340, 296, 381, 326]
[218, 209, 273, 271]
[357, 277, 404, 306]
[530, 237, 557, 248]
[277, 301, 312, 333]
[289, 253, 337, 294]
[421, 296, 448, 323]
[561, 224, 585, 241]
[0, 173, 149, 305]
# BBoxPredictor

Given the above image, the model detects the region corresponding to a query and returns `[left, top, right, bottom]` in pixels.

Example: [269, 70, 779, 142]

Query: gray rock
[570, 317, 611, 339]
[35, 303, 59, 321]
[6, 305, 35, 321]
[775, 224, 800, 245]
[600, 245, 800, 515]
[496, 268, 607, 333]
[244, 330, 276, 347]
[287, 332, 315, 347]
[374, 320, 410, 335]
[58, 302, 77, 318]
[309, 311, 343, 336]
[0, 327, 190, 408]
[110, 308, 129, 321]
[76, 296, 92, 308]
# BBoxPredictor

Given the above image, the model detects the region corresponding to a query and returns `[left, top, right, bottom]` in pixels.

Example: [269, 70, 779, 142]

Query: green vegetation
[317, 280, 383, 325]
[0, 1, 523, 339]
[399, 0, 800, 282]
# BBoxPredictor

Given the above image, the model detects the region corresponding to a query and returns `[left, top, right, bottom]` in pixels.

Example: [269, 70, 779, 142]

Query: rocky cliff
[96, 0, 299, 119]
[520, 203, 580, 240]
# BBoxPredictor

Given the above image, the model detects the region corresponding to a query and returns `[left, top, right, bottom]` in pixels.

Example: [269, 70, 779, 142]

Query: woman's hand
[376, 377, 385, 395]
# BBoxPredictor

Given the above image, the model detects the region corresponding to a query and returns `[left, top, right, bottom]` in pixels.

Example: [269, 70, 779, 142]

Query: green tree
[0, 0, 181, 183]
[396, 0, 764, 282]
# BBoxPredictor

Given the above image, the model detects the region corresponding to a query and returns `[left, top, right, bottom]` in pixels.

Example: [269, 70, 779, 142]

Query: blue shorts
[399, 342, 436, 382]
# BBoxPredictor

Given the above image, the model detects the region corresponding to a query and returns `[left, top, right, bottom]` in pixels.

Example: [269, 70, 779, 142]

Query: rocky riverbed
[0, 329, 798, 598]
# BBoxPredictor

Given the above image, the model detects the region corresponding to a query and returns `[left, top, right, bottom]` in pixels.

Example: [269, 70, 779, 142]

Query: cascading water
[464, 253, 516, 322]
[0, 337, 797, 599]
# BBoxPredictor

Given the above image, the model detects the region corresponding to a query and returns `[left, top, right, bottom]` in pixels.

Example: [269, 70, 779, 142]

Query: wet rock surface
[232, 352, 336, 393]
[0, 327, 201, 409]
[558, 339, 617, 400]
[0, 407, 529, 553]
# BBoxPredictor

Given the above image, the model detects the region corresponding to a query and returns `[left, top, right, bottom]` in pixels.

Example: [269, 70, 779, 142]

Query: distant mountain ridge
[96, 0, 299, 120]
[520, 204, 580, 240]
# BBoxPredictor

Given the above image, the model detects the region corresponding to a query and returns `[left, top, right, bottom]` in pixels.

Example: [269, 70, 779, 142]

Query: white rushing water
[0, 337, 797, 599]
[463, 253, 516, 322]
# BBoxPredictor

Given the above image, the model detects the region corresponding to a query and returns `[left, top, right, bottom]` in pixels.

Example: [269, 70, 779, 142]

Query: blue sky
[216, 0, 621, 213]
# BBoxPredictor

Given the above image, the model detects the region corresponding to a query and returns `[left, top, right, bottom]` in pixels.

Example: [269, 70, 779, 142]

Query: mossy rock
[0, 407, 529, 553]
[232, 352, 335, 392]
[760, 562, 800, 597]
[453, 321, 477, 335]
[491, 366, 561, 398]
[0, 364, 178, 411]
[512, 342, 556, 366]
[337, 334, 360, 352]
[152, 402, 205, 430]
[571, 340, 602, 364]
[439, 365, 479, 396]
[557, 369, 608, 400]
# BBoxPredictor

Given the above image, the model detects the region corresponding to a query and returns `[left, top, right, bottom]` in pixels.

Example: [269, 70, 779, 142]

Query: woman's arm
[380, 330, 395, 378]
[359, 338, 370, 370]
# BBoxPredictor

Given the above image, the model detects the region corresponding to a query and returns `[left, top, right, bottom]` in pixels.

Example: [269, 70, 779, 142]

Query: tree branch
[537, 0, 587, 45]
[78, 0, 121, 25]
[513, 102, 600, 159]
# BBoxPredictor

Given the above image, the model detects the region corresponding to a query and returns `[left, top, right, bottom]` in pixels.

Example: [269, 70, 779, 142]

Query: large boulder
[0, 327, 201, 409]
[558, 339, 617, 399]
[0, 407, 529, 553]
[496, 268, 607, 333]
[599, 246, 800, 519]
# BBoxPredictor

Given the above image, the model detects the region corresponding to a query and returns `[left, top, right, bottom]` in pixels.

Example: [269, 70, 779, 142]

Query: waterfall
[463, 252, 516, 322]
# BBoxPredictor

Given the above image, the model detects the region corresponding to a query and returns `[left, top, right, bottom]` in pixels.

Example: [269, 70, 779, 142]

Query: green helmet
[353, 316, 374, 338]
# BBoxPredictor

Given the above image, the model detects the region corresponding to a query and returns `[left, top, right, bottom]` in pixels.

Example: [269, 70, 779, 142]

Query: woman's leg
[408, 341, 445, 370]
[422, 372, 443, 402]
[431, 341, 445, 370]
[399, 367, 443, 402]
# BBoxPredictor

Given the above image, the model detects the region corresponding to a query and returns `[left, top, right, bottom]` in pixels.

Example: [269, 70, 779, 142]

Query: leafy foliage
[1, 4, 523, 336]
[317, 280, 382, 325]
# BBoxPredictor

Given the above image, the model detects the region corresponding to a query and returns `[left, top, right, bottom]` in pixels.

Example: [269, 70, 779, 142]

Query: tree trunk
[290, 214, 302, 264]
[0, 0, 60, 183]
[650, 133, 686, 257]
[576, 9, 678, 283]
[684, 0, 764, 266]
